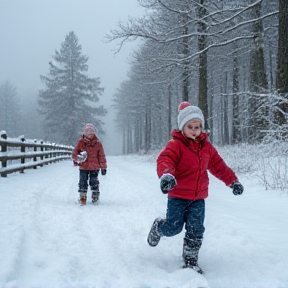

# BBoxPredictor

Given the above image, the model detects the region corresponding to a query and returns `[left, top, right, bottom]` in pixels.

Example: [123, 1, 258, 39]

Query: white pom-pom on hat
[177, 102, 205, 130]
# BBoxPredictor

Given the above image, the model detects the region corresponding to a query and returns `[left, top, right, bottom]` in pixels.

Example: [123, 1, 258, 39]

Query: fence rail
[0, 131, 74, 177]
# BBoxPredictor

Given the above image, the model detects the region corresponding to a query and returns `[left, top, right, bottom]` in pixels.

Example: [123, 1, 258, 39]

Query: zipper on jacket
[195, 146, 202, 197]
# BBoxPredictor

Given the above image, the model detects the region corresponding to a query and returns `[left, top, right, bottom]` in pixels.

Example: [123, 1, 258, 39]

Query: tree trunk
[197, 0, 208, 127]
[276, 0, 288, 125]
[223, 72, 229, 145]
[182, 14, 189, 102]
[168, 81, 172, 139]
[145, 105, 151, 152]
[122, 127, 126, 155]
[232, 43, 241, 144]
[248, 0, 268, 142]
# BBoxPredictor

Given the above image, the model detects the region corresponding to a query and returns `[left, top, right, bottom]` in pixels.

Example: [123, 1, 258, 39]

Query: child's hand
[160, 174, 177, 194]
[101, 169, 107, 175]
[231, 182, 244, 195]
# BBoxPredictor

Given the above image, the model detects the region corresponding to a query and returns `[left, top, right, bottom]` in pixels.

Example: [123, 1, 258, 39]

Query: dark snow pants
[158, 197, 205, 240]
[78, 169, 99, 192]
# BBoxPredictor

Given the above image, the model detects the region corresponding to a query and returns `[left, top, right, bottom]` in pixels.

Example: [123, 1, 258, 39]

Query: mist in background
[0, 0, 143, 155]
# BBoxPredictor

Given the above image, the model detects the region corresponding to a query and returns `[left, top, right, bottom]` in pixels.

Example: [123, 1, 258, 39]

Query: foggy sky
[0, 0, 143, 155]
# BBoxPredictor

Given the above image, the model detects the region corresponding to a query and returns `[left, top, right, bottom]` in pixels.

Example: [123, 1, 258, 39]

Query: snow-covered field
[0, 155, 287, 288]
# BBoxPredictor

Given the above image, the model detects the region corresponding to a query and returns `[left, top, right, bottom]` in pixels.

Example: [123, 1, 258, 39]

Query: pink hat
[83, 123, 97, 135]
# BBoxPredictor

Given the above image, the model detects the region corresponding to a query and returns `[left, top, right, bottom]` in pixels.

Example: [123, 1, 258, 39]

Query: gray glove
[160, 174, 177, 194]
[231, 182, 244, 195]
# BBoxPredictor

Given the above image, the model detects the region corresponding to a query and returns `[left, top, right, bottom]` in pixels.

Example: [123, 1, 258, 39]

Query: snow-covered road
[0, 155, 287, 288]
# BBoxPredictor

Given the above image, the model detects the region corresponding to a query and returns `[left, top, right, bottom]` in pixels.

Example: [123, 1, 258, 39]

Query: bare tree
[248, 0, 269, 142]
[197, 0, 208, 126]
[275, 0, 288, 127]
[108, 0, 279, 151]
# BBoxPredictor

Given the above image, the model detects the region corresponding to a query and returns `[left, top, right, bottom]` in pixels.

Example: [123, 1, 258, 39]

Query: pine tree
[38, 31, 106, 145]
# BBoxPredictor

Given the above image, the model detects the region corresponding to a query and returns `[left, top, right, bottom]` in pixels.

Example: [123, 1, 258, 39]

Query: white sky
[0, 0, 144, 154]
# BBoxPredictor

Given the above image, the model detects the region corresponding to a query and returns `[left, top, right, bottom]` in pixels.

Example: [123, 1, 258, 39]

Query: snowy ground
[0, 155, 288, 288]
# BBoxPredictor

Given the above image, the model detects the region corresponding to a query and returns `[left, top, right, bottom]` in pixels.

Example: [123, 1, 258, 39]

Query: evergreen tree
[38, 31, 106, 145]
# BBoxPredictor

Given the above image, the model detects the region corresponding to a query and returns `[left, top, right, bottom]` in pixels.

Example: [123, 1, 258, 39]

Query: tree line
[107, 0, 288, 154]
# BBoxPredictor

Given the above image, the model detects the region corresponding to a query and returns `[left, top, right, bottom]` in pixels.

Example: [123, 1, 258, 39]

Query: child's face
[183, 120, 202, 140]
[84, 133, 94, 140]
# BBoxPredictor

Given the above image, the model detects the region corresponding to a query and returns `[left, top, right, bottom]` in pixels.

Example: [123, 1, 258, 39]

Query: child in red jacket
[73, 123, 107, 205]
[147, 102, 243, 274]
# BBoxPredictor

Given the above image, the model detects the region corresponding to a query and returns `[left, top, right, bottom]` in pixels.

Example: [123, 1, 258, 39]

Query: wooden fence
[0, 131, 74, 177]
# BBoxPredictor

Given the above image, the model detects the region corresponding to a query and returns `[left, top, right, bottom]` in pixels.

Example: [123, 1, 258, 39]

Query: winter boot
[91, 191, 100, 204]
[182, 237, 204, 274]
[79, 192, 87, 205]
[147, 218, 165, 247]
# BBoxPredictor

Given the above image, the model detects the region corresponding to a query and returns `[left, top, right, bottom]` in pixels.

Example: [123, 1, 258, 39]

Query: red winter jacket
[157, 130, 237, 200]
[73, 135, 107, 171]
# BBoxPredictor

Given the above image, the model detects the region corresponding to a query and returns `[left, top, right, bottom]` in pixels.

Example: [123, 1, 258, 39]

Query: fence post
[40, 140, 44, 167]
[20, 137, 25, 173]
[0, 131, 7, 177]
[45, 143, 49, 165]
[33, 139, 37, 169]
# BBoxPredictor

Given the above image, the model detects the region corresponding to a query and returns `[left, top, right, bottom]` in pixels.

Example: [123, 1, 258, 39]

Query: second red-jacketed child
[73, 123, 107, 205]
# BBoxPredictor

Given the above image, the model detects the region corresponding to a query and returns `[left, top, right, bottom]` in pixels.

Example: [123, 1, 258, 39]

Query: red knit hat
[83, 123, 97, 135]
